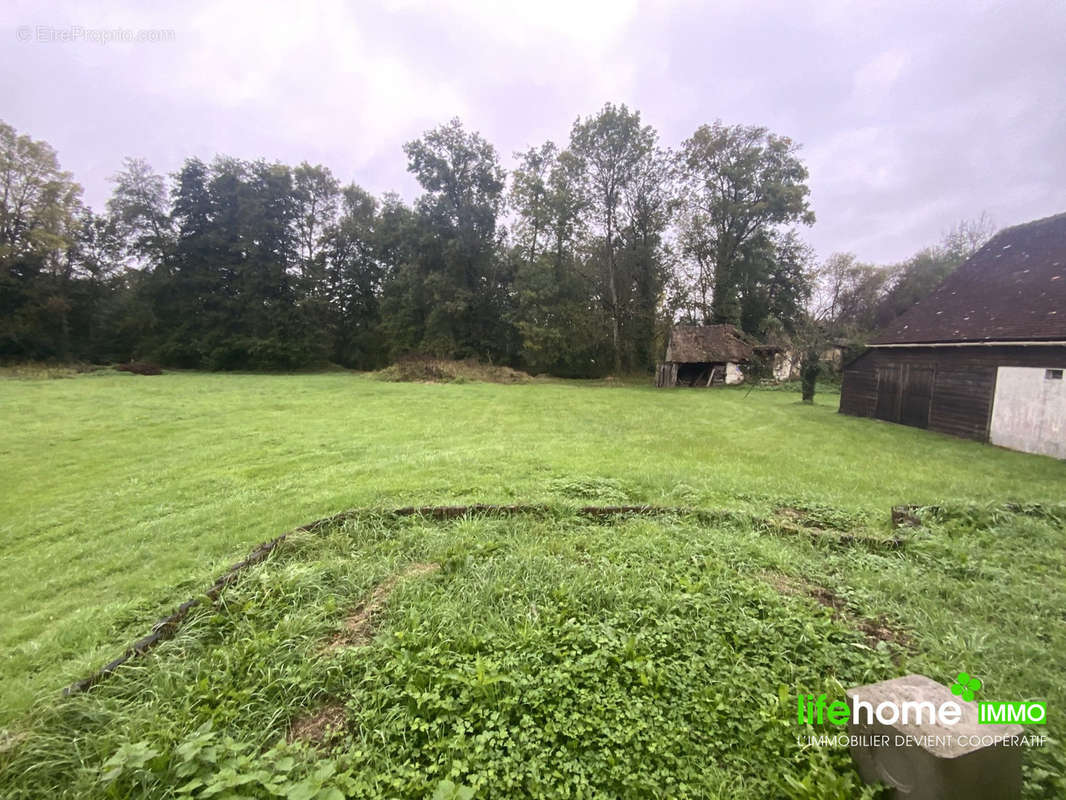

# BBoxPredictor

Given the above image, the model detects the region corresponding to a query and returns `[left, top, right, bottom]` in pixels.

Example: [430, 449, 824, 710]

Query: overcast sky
[3, 0, 1064, 264]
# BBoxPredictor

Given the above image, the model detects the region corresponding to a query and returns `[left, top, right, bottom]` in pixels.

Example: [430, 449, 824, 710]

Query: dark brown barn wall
[840, 367, 878, 417]
[928, 368, 996, 440]
[839, 346, 1066, 442]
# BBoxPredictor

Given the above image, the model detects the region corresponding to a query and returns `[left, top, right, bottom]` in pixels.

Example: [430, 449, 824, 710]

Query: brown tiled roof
[872, 212, 1066, 345]
[665, 324, 754, 363]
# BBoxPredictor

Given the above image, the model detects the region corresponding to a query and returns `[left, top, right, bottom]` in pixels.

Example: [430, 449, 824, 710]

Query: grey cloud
[2, 0, 1063, 264]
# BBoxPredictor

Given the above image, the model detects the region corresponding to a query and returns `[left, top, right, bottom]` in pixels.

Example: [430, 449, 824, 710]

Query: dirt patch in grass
[773, 505, 867, 533]
[775, 506, 830, 530]
[325, 562, 439, 650]
[0, 729, 28, 755]
[288, 702, 347, 746]
[769, 507, 903, 551]
[373, 356, 532, 384]
[763, 572, 911, 651]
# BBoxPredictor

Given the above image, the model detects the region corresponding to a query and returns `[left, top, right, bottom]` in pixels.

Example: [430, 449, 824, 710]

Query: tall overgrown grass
[2, 507, 1063, 798]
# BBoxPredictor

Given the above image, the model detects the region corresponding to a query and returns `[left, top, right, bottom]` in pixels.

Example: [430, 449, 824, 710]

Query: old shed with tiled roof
[656, 324, 757, 387]
[840, 212, 1066, 458]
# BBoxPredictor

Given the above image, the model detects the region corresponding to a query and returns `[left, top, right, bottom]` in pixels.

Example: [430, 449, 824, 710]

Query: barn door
[875, 366, 902, 422]
[900, 366, 934, 428]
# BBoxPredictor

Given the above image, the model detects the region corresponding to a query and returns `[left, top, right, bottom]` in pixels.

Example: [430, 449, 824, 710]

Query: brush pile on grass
[0, 362, 106, 379]
[114, 361, 164, 376]
[373, 355, 531, 384]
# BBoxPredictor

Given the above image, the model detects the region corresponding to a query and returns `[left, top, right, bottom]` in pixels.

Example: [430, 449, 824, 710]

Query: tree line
[0, 107, 991, 375]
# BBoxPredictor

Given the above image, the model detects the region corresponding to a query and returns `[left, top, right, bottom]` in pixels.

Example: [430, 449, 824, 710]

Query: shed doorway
[676, 362, 724, 387]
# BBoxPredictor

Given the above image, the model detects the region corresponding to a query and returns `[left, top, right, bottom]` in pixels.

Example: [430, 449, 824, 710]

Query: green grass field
[2, 371, 1064, 798]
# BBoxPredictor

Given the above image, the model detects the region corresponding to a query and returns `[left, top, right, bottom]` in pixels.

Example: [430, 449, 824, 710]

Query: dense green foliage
[3, 504, 1063, 798]
[3, 108, 690, 373]
[9, 107, 946, 377]
[676, 122, 815, 329]
[3, 112, 995, 375]
[0, 121, 87, 359]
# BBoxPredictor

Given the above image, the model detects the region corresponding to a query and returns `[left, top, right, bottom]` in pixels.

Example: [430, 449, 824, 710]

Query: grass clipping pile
[373, 355, 532, 384]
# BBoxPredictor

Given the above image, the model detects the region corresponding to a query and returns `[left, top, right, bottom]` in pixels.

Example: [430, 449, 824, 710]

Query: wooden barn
[839, 212, 1066, 459]
[656, 324, 759, 387]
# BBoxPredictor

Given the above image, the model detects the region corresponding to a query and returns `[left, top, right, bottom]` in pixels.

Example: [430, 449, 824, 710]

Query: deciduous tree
[569, 103, 658, 373]
[0, 120, 83, 359]
[107, 157, 173, 270]
[678, 122, 814, 328]
[394, 118, 512, 360]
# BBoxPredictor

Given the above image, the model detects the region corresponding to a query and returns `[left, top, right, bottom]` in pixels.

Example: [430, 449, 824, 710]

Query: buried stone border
[61, 504, 687, 695]
[761, 571, 913, 654]
[768, 519, 904, 551]
[891, 502, 1066, 529]
[62, 502, 901, 696]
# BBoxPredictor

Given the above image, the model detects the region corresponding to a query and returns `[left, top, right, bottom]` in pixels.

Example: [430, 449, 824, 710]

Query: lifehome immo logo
[796, 671, 1047, 728]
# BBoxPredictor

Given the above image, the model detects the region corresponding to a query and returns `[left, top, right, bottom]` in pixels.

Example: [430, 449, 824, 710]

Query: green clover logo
[950, 672, 982, 702]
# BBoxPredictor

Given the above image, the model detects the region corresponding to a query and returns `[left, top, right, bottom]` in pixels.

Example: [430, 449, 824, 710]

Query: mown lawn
[1, 371, 1064, 797]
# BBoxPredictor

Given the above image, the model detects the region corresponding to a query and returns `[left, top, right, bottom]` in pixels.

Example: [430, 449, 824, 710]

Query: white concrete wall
[725, 362, 744, 384]
[773, 353, 795, 381]
[989, 367, 1066, 459]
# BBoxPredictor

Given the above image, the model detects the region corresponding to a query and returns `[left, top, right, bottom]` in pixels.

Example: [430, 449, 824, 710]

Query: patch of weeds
[760, 571, 912, 654]
[767, 503, 903, 552]
[774, 504, 868, 532]
[548, 475, 631, 503]
[779, 746, 881, 799]
[325, 562, 439, 650]
[99, 722, 359, 798]
[0, 514, 898, 799]
[768, 520, 903, 553]
[3, 507, 1064, 799]
[924, 502, 1066, 530]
